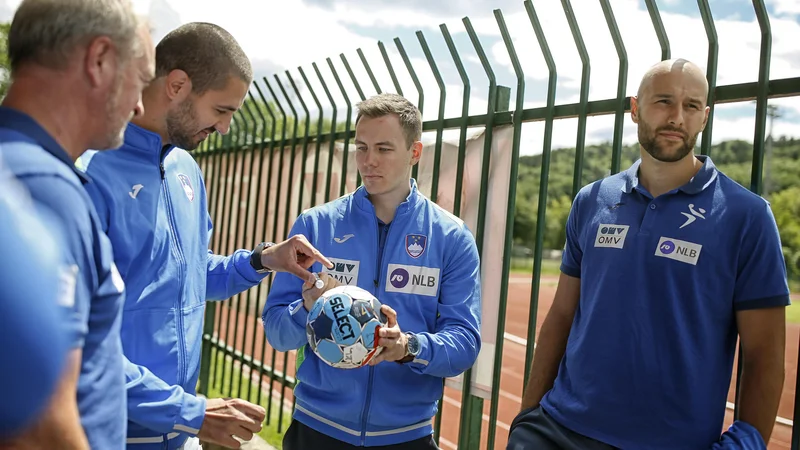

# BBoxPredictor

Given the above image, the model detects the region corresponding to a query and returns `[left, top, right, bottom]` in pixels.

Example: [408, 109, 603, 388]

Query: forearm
[0, 351, 88, 449]
[263, 298, 309, 352]
[407, 326, 480, 378]
[737, 358, 784, 444]
[520, 311, 573, 410]
[206, 250, 266, 301]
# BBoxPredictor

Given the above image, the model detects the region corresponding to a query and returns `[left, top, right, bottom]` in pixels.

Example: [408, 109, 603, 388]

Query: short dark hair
[155, 22, 252, 95]
[8, 0, 140, 73]
[355, 93, 422, 148]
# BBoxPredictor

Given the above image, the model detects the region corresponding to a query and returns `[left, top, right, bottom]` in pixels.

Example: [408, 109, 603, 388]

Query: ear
[410, 141, 423, 166]
[165, 69, 192, 102]
[630, 96, 640, 123]
[84, 35, 117, 89]
[701, 105, 710, 131]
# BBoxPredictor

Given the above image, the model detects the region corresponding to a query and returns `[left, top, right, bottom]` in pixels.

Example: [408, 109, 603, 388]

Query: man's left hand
[260, 235, 334, 285]
[369, 305, 409, 365]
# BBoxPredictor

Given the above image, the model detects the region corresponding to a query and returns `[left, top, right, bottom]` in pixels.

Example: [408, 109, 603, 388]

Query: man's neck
[638, 149, 702, 198]
[131, 86, 169, 144]
[369, 182, 412, 224]
[2, 73, 90, 161]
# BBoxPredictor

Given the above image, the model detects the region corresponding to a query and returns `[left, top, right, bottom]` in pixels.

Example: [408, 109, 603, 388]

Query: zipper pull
[160, 163, 165, 179]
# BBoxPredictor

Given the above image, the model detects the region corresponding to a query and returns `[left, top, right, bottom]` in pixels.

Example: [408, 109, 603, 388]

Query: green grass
[510, 257, 561, 276]
[204, 354, 292, 449]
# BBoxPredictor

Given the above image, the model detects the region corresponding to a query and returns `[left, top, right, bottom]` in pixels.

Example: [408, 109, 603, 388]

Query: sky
[1, 0, 798, 155]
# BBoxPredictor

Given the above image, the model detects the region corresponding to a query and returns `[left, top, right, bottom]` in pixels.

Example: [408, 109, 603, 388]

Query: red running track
[211, 274, 797, 449]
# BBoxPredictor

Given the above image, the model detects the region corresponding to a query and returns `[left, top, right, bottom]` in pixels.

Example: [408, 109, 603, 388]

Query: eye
[379, 147, 391, 152]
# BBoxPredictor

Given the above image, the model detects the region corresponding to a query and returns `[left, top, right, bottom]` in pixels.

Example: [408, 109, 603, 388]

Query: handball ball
[306, 285, 388, 369]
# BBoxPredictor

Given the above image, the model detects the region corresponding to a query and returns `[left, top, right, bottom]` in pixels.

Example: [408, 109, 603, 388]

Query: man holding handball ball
[263, 93, 482, 449]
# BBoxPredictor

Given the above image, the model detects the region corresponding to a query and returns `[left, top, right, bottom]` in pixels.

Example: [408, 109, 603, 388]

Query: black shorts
[283, 419, 441, 450]
[507, 406, 618, 450]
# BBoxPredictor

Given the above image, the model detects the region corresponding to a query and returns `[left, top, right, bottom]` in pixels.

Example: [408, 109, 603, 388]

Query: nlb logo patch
[655, 236, 702, 265]
[322, 257, 360, 285]
[176, 174, 194, 202]
[385, 263, 440, 297]
[594, 224, 630, 249]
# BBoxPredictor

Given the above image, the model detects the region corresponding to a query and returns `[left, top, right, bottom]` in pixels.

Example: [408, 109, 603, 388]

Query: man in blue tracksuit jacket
[0, 3, 154, 449]
[77, 23, 331, 450]
[264, 93, 482, 449]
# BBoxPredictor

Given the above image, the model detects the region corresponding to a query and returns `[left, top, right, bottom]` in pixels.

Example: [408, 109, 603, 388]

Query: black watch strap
[250, 242, 274, 273]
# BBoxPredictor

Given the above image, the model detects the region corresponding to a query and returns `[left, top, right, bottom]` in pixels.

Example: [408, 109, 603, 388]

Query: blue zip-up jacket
[263, 180, 482, 447]
[77, 123, 268, 449]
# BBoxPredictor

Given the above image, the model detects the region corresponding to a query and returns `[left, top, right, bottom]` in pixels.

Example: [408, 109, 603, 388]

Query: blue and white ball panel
[316, 339, 344, 364]
[306, 323, 317, 351]
[330, 314, 362, 346]
[323, 294, 353, 320]
[361, 319, 382, 349]
[308, 298, 324, 322]
[310, 313, 333, 342]
[350, 299, 376, 326]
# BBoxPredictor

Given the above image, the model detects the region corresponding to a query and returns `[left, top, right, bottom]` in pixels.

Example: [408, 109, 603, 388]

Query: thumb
[381, 305, 397, 327]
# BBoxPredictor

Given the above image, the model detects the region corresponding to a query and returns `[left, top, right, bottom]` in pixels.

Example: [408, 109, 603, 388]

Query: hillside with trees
[514, 138, 800, 281]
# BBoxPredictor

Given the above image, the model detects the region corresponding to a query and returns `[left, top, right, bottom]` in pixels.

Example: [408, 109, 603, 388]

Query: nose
[362, 148, 378, 167]
[215, 117, 233, 135]
[667, 103, 684, 126]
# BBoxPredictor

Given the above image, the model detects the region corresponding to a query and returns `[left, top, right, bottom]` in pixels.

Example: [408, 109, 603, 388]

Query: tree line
[514, 137, 800, 281]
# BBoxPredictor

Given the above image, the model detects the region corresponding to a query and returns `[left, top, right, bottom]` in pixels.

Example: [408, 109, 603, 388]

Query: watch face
[408, 334, 420, 355]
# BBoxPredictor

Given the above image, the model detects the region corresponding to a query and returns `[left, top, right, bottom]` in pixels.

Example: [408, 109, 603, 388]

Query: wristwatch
[405, 332, 421, 359]
[250, 242, 276, 273]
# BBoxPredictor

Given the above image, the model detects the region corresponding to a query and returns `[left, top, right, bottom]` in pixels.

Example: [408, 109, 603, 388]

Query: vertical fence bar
[233, 108, 254, 399]
[327, 58, 353, 197]
[417, 30, 446, 202]
[440, 21, 478, 450]
[264, 76, 290, 426]
[463, 14, 502, 449]
[199, 136, 220, 396]
[697, 0, 718, 156]
[645, 0, 670, 61]
[523, 0, 558, 389]
[251, 83, 278, 409]
[341, 53, 367, 187]
[208, 132, 226, 391]
[242, 96, 266, 402]
[299, 66, 324, 207]
[313, 62, 338, 203]
[394, 38, 425, 181]
[358, 48, 382, 95]
[600, 0, 627, 175]
[749, 0, 770, 197]
[275, 73, 301, 433]
[287, 70, 312, 215]
[494, 7, 525, 448]
[562, 0, 591, 199]
[220, 119, 242, 395]
[378, 41, 403, 96]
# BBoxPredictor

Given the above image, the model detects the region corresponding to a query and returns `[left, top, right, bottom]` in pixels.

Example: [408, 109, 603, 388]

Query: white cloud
[1, 0, 797, 156]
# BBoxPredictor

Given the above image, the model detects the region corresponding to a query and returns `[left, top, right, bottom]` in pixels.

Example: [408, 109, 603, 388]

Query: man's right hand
[302, 272, 342, 312]
[197, 398, 266, 449]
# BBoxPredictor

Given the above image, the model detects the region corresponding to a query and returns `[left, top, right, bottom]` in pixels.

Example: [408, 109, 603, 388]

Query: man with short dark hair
[0, 0, 155, 448]
[263, 92, 482, 449]
[77, 22, 332, 450]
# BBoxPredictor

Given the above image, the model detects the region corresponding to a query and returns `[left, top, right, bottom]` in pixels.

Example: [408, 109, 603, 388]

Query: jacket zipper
[360, 217, 391, 445]
[160, 149, 187, 390]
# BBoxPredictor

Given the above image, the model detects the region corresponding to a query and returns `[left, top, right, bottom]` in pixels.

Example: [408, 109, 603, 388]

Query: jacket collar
[622, 154, 718, 196]
[353, 178, 422, 218]
[0, 106, 89, 183]
[122, 122, 175, 164]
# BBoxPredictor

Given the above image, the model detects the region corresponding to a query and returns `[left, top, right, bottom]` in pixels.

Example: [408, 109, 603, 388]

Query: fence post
[460, 85, 511, 450]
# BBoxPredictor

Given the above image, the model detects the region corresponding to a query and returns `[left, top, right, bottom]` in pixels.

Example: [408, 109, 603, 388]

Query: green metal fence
[194, 1, 800, 448]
